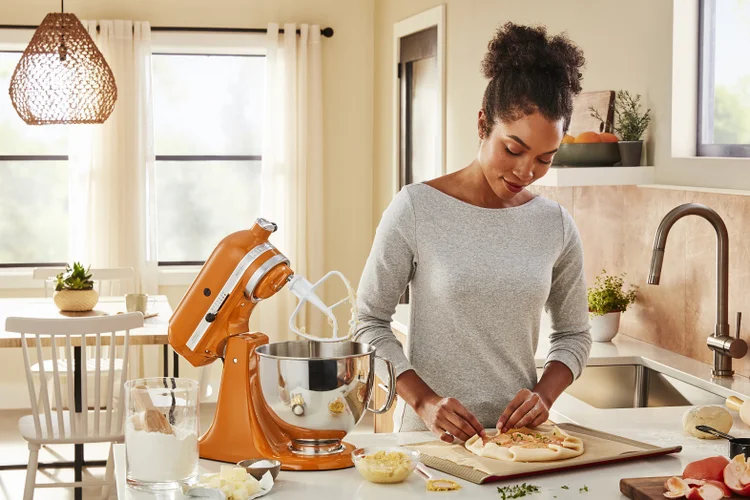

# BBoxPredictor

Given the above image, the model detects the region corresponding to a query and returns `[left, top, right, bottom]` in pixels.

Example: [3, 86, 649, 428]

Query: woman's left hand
[496, 388, 550, 433]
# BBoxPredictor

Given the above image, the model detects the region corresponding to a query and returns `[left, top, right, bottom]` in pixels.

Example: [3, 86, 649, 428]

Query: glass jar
[124, 378, 199, 490]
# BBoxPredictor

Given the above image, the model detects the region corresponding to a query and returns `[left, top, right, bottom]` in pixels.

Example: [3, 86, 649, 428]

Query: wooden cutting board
[568, 90, 615, 136]
[620, 476, 741, 499]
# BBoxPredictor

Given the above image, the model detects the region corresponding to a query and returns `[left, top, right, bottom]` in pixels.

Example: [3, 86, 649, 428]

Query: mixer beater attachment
[287, 271, 358, 342]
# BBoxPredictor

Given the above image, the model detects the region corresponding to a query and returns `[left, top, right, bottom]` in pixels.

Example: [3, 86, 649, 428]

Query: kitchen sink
[539, 365, 727, 409]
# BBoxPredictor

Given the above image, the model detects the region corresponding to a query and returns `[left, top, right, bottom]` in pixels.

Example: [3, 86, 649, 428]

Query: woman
[354, 23, 591, 443]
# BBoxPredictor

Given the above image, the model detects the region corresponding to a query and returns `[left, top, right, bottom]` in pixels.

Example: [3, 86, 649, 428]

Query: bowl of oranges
[552, 131, 621, 167]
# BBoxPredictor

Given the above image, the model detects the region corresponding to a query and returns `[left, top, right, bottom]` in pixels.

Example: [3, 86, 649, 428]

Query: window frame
[151, 32, 266, 266]
[697, 0, 750, 157]
[0, 43, 69, 269]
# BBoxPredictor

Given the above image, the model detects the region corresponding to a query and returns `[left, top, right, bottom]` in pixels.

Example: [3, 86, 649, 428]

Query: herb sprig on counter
[497, 483, 540, 499]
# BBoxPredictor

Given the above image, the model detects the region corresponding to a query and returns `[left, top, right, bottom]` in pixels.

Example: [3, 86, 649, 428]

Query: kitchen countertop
[114, 402, 749, 500]
[114, 319, 750, 499]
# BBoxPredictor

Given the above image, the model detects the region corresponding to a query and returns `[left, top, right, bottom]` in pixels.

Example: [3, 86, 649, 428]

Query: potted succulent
[54, 262, 99, 312]
[587, 270, 638, 342]
[590, 90, 651, 166]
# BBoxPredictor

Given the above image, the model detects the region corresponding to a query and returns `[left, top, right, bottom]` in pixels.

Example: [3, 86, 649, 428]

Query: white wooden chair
[32, 267, 136, 297]
[6, 313, 144, 500]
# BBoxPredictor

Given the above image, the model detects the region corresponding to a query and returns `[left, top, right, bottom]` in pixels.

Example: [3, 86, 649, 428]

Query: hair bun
[481, 22, 584, 94]
[481, 23, 547, 79]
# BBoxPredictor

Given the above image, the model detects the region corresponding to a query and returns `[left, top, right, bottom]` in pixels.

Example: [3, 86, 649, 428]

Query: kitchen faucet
[648, 203, 747, 377]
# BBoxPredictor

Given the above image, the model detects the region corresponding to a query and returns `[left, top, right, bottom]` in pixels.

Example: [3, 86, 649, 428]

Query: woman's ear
[478, 109, 488, 140]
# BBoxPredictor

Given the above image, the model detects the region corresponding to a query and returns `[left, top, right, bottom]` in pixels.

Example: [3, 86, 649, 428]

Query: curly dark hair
[480, 22, 585, 137]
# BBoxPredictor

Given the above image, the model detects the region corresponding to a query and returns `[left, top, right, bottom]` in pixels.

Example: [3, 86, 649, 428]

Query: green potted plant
[587, 270, 638, 342]
[54, 262, 99, 312]
[590, 90, 651, 166]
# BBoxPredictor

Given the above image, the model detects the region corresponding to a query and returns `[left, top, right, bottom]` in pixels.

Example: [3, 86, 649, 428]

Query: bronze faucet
[648, 203, 746, 377]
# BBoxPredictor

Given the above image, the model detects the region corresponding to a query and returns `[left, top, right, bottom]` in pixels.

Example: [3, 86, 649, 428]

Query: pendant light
[8, 1, 118, 125]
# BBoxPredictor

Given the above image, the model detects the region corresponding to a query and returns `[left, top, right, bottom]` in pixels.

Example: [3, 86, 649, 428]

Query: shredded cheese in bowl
[352, 448, 419, 484]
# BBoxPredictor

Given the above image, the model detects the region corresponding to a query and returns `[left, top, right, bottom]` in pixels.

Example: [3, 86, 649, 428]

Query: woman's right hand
[416, 395, 486, 443]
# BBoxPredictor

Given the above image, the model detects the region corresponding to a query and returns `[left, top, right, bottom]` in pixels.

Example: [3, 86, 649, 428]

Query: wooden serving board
[620, 476, 740, 499]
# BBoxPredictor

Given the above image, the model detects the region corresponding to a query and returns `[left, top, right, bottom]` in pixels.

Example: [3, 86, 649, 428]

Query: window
[698, 0, 750, 157]
[152, 53, 265, 264]
[0, 51, 69, 267]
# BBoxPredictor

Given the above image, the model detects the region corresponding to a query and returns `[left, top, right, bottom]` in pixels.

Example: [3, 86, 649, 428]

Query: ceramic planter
[590, 311, 621, 342]
[618, 141, 643, 167]
[53, 289, 99, 312]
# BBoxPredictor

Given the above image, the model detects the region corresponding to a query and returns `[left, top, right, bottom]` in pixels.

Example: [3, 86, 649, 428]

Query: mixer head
[169, 218, 294, 366]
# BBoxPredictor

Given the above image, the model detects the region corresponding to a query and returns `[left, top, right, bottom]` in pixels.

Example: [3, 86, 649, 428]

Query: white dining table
[0, 295, 179, 497]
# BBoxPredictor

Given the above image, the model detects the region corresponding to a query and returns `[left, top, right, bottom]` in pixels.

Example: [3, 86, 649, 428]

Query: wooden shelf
[536, 166, 655, 187]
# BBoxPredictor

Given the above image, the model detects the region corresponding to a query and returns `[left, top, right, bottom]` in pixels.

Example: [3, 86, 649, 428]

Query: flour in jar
[125, 418, 198, 482]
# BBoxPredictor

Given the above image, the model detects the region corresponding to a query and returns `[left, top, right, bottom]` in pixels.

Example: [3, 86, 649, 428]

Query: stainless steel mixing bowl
[256, 341, 396, 456]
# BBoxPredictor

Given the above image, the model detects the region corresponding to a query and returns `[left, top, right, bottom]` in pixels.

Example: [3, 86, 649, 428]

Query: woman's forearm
[396, 369, 440, 411]
[532, 360, 573, 408]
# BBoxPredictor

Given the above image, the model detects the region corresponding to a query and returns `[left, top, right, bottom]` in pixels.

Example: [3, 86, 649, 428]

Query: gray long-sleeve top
[354, 183, 592, 431]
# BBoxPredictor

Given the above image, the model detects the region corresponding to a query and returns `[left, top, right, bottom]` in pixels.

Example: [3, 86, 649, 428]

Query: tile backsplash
[531, 185, 750, 378]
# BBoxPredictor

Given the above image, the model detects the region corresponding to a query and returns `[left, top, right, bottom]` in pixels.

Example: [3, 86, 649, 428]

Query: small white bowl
[237, 458, 281, 480]
[352, 447, 420, 484]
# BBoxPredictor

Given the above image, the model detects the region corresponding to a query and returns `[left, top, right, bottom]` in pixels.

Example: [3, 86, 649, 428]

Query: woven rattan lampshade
[8, 13, 118, 125]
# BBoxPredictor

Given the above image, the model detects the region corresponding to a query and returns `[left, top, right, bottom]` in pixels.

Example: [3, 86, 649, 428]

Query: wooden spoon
[132, 385, 174, 434]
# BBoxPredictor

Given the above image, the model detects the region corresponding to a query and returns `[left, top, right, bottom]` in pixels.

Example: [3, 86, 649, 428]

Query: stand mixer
[168, 218, 396, 470]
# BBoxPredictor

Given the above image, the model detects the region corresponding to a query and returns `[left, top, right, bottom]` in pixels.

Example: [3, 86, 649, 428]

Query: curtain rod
[0, 24, 334, 38]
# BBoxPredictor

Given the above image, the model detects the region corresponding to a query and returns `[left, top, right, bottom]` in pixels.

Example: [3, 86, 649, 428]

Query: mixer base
[279, 441, 355, 471]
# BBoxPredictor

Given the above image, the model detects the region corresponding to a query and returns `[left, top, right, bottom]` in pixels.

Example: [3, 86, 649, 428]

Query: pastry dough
[465, 425, 584, 462]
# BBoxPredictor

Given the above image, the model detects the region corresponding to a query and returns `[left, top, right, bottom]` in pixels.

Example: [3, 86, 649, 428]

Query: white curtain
[255, 23, 324, 341]
[68, 20, 158, 296]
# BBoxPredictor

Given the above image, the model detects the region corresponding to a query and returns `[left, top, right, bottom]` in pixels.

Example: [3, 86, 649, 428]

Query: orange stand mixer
[168, 218, 396, 471]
